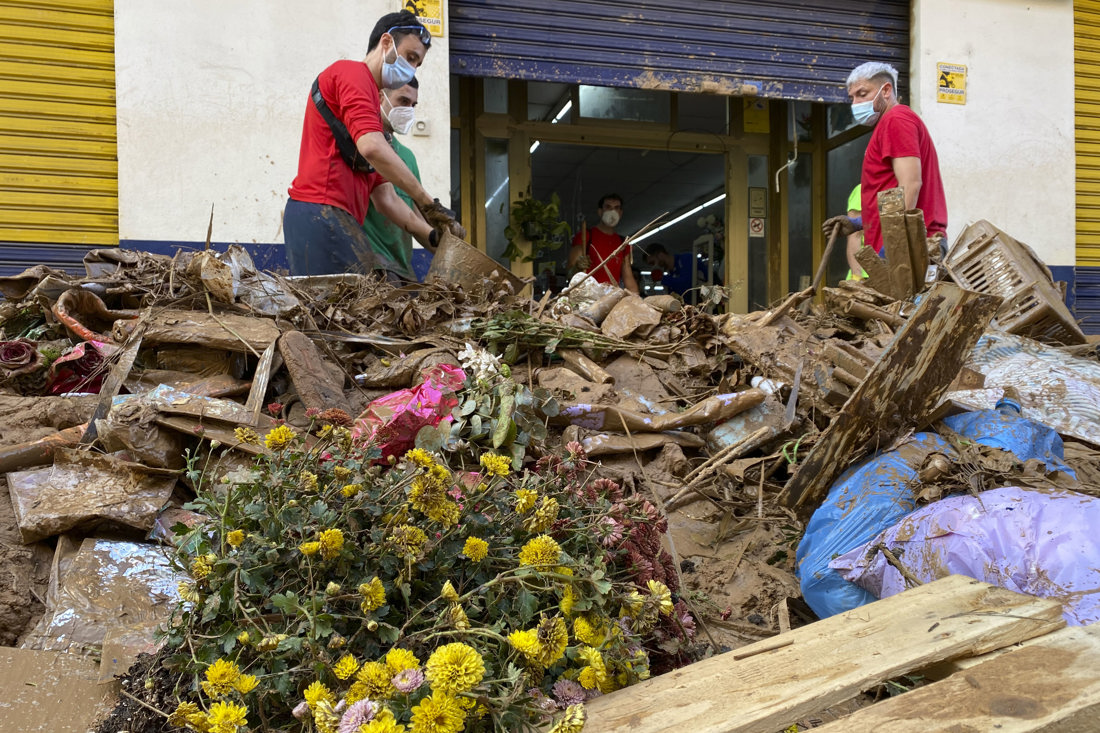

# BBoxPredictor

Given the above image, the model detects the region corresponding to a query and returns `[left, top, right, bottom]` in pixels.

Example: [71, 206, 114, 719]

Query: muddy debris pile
[0, 213, 1096, 732]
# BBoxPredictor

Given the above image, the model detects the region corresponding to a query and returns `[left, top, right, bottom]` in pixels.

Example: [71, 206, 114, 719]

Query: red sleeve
[571, 230, 585, 248]
[323, 60, 384, 143]
[877, 110, 921, 160]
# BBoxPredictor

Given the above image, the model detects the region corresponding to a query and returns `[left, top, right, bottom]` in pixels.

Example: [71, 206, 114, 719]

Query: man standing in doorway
[567, 193, 640, 294]
[823, 62, 947, 255]
[362, 78, 429, 281]
[284, 11, 462, 276]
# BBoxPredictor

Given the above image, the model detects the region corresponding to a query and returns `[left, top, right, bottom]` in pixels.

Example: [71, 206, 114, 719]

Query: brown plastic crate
[945, 220, 1085, 345]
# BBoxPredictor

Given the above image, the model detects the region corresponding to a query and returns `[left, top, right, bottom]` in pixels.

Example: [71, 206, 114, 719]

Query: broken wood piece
[279, 331, 351, 415]
[824, 288, 905, 328]
[905, 208, 929, 292]
[79, 317, 146, 444]
[559, 349, 614, 384]
[760, 287, 812, 327]
[810, 623, 1100, 733]
[582, 575, 1065, 733]
[116, 309, 280, 353]
[854, 246, 895, 299]
[575, 430, 706, 457]
[0, 423, 87, 474]
[779, 282, 1001, 512]
[555, 389, 765, 434]
[882, 211, 915, 300]
[244, 341, 277, 426]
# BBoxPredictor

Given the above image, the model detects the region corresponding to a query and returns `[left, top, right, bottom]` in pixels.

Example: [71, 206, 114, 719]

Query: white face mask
[384, 97, 416, 135]
[601, 209, 621, 227]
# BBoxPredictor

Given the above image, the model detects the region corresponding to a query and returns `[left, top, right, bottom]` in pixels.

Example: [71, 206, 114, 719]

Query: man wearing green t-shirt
[362, 78, 429, 281]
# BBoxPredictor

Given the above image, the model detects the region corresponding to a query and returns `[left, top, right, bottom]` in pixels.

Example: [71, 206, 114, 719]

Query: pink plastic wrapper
[830, 486, 1100, 625]
[46, 340, 118, 394]
[352, 363, 466, 461]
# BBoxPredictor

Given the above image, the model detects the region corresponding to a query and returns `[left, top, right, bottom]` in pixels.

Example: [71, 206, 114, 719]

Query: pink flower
[266, 401, 284, 416]
[292, 700, 311, 720]
[305, 407, 322, 418]
[338, 700, 378, 732]
[392, 667, 425, 693]
[598, 517, 624, 548]
[551, 679, 586, 707]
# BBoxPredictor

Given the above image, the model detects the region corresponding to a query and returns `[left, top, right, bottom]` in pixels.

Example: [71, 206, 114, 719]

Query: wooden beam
[583, 576, 1064, 733]
[726, 149, 748, 313]
[778, 282, 1001, 511]
[811, 623, 1100, 732]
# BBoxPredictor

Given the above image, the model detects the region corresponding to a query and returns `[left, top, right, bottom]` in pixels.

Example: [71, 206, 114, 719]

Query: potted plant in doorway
[502, 191, 572, 262]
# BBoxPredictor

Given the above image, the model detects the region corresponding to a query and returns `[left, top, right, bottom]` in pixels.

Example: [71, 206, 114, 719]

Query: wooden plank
[854, 245, 895, 299]
[811, 624, 1100, 732]
[881, 211, 914, 299]
[905, 209, 929, 292]
[279, 330, 352, 415]
[778, 282, 1001, 511]
[583, 576, 1065, 733]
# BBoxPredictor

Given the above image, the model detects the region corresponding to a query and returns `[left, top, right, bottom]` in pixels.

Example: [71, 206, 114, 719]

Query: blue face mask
[381, 38, 416, 90]
[851, 86, 884, 126]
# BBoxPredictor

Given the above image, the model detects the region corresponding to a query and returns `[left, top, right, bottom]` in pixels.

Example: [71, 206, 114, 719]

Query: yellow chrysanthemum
[440, 580, 460, 603]
[319, 528, 344, 560]
[646, 579, 674, 615]
[226, 530, 245, 548]
[524, 496, 560, 533]
[410, 690, 466, 733]
[559, 583, 577, 616]
[577, 645, 609, 691]
[446, 603, 470, 630]
[428, 498, 461, 528]
[409, 473, 448, 517]
[190, 555, 213, 581]
[303, 680, 335, 710]
[479, 452, 511, 477]
[236, 630, 250, 645]
[167, 701, 202, 727]
[535, 615, 569, 668]
[405, 447, 435, 468]
[299, 471, 319, 492]
[206, 700, 248, 733]
[344, 679, 368, 706]
[355, 660, 397, 700]
[299, 541, 321, 556]
[514, 489, 538, 514]
[359, 576, 386, 612]
[332, 654, 360, 680]
[548, 704, 587, 733]
[518, 535, 561, 567]
[233, 426, 260, 445]
[462, 536, 488, 562]
[360, 708, 407, 733]
[507, 628, 540, 662]
[387, 524, 427, 557]
[264, 424, 297, 450]
[621, 590, 645, 616]
[232, 673, 258, 695]
[341, 483, 362, 498]
[178, 580, 201, 603]
[425, 642, 486, 695]
[385, 647, 421, 674]
[201, 658, 241, 698]
[332, 465, 352, 480]
[573, 616, 607, 647]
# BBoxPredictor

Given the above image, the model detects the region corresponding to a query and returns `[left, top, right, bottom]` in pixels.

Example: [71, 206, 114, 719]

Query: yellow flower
[256, 633, 287, 652]
[206, 700, 248, 733]
[233, 426, 260, 445]
[428, 499, 461, 528]
[341, 483, 362, 498]
[303, 679, 335, 710]
[646, 579, 674, 616]
[387, 524, 427, 557]
[167, 701, 202, 727]
[405, 447, 435, 468]
[518, 535, 561, 567]
[524, 495, 560, 533]
[236, 630, 250, 645]
[560, 584, 577, 616]
[507, 628, 539, 662]
[462, 536, 488, 562]
[479, 452, 511, 477]
[264, 424, 297, 450]
[440, 580, 460, 603]
[573, 616, 607, 647]
[299, 471, 319, 492]
[548, 704, 587, 733]
[332, 465, 352, 480]
[535, 615, 569, 668]
[385, 647, 421, 674]
[232, 674, 259, 694]
[410, 690, 466, 733]
[178, 580, 201, 603]
[319, 528, 344, 560]
[621, 590, 644, 615]
[201, 658, 241, 698]
[359, 576, 386, 612]
[355, 660, 397, 700]
[514, 489, 538, 514]
[425, 642, 486, 695]
[360, 708, 407, 732]
[226, 530, 245, 548]
[332, 654, 359, 680]
[577, 645, 609, 692]
[446, 603, 470, 630]
[190, 555, 213, 581]
[299, 541, 321, 556]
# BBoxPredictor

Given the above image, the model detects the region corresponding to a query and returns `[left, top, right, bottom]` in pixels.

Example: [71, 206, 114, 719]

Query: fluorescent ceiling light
[633, 193, 726, 243]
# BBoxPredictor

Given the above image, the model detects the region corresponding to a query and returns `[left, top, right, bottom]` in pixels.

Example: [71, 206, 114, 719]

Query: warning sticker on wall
[405, 0, 444, 37]
[937, 63, 967, 105]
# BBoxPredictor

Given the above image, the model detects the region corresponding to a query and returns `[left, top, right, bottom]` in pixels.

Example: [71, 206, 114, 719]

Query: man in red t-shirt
[567, 193, 640, 294]
[823, 62, 947, 256]
[284, 10, 463, 276]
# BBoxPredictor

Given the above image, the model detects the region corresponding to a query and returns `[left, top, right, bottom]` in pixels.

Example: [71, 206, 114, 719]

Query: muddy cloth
[283, 199, 393, 277]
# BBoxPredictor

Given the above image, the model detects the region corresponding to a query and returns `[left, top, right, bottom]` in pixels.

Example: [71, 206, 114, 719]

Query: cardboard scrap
[0, 647, 119, 732]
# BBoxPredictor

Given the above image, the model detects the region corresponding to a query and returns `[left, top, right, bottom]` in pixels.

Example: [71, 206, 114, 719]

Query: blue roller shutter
[450, 0, 909, 103]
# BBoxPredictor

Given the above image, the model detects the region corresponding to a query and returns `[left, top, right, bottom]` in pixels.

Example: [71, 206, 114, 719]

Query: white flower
[457, 342, 502, 382]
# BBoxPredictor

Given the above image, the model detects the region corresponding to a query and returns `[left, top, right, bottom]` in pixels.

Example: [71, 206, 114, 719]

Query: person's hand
[418, 199, 467, 239]
[822, 215, 861, 238]
[573, 254, 591, 272]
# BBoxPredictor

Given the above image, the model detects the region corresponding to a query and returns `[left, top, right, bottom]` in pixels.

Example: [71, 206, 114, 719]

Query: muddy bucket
[426, 233, 525, 294]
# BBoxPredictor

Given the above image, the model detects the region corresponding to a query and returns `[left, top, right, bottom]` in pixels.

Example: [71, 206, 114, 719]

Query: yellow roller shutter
[0, 0, 117, 246]
[1077, 0, 1100, 267]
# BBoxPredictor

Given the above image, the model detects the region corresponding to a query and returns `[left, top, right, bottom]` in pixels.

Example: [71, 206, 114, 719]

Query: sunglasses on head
[388, 25, 431, 47]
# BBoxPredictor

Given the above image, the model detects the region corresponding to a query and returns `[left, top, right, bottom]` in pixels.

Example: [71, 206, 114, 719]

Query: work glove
[418, 198, 467, 240]
[573, 254, 591, 272]
[822, 215, 862, 239]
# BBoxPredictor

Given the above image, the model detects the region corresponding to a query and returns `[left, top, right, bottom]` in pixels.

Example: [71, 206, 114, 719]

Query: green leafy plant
[502, 192, 572, 263]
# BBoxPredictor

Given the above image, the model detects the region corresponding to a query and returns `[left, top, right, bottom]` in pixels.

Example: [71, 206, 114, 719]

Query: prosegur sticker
[405, 0, 444, 37]
[937, 62, 967, 105]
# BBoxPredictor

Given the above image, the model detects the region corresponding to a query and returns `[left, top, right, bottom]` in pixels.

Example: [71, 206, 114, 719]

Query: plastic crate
[945, 220, 1085, 345]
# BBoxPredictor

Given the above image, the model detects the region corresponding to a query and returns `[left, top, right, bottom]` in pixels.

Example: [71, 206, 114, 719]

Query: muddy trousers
[283, 199, 391, 277]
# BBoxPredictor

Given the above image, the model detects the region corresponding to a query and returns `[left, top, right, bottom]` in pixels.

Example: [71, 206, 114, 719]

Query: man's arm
[893, 156, 923, 209]
[567, 243, 584, 269]
[621, 252, 640, 294]
[357, 131, 433, 207]
[371, 182, 435, 251]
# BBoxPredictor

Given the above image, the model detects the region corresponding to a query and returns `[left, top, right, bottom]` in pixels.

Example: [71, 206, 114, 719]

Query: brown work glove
[573, 253, 591, 272]
[822, 215, 861, 238]
[418, 198, 467, 240]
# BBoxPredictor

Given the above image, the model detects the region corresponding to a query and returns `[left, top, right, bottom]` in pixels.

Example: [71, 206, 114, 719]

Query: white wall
[115, 1, 452, 245]
[911, 0, 1075, 266]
